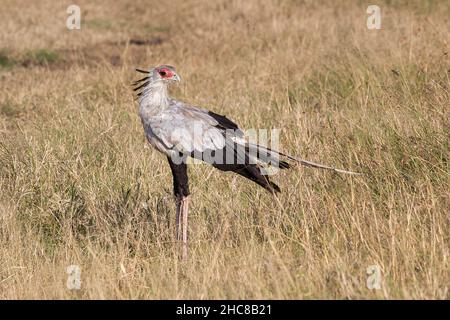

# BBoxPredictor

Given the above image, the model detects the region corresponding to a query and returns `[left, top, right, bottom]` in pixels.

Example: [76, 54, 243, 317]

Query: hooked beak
[173, 73, 181, 83]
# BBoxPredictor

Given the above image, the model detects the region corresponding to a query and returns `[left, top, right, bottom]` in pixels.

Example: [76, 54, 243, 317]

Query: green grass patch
[24, 49, 60, 66]
[85, 19, 114, 30]
[0, 50, 16, 68]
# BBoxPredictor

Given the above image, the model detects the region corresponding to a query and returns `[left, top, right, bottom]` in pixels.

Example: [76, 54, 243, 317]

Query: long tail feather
[247, 142, 361, 175]
[287, 157, 361, 175]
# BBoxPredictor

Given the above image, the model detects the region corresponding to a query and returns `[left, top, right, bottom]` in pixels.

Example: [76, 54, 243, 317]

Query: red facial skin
[157, 67, 175, 79]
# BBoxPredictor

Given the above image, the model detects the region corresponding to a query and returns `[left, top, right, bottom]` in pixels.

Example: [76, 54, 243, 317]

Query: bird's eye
[159, 71, 167, 77]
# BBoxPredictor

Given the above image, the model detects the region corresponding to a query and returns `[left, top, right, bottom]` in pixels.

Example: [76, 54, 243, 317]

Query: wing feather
[149, 103, 227, 155]
[147, 101, 359, 175]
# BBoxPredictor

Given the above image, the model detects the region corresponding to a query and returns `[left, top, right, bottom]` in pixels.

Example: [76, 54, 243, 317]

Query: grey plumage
[134, 65, 359, 259]
[136, 65, 358, 190]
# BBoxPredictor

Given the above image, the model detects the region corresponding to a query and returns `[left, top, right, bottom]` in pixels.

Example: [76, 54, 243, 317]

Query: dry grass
[0, 0, 449, 299]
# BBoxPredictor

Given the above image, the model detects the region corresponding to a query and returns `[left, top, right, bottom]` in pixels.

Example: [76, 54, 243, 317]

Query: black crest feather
[136, 68, 149, 74]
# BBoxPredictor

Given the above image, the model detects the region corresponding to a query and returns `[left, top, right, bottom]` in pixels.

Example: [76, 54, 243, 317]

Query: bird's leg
[174, 195, 189, 260]
[180, 195, 189, 260]
[175, 195, 183, 242]
[167, 156, 190, 261]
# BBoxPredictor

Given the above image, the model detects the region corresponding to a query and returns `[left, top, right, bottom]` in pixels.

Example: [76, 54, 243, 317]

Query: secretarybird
[133, 65, 359, 259]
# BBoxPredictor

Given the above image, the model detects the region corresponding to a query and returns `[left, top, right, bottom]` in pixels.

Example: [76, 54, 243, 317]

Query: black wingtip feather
[270, 182, 281, 193]
[207, 111, 240, 131]
[225, 164, 281, 195]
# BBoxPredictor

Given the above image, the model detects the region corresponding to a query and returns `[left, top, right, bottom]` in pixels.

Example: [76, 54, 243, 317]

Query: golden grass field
[0, 0, 449, 299]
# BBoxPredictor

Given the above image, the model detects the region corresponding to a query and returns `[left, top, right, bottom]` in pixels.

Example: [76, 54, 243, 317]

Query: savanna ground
[0, 0, 449, 299]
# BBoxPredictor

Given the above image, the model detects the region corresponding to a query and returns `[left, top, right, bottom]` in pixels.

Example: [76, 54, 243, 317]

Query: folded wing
[149, 102, 285, 193]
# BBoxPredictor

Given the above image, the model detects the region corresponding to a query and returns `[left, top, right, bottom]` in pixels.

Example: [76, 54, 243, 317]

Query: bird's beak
[173, 74, 181, 83]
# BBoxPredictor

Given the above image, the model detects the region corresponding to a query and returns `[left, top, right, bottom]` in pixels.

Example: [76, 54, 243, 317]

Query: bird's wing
[150, 100, 360, 175]
[149, 101, 289, 168]
[149, 102, 229, 155]
[170, 101, 244, 136]
[148, 101, 281, 192]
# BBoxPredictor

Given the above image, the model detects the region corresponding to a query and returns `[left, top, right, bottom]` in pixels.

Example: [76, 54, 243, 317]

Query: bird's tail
[246, 142, 361, 175]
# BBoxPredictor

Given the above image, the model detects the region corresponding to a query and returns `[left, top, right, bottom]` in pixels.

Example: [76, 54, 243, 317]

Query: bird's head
[135, 65, 180, 84]
[154, 65, 181, 83]
[133, 65, 180, 98]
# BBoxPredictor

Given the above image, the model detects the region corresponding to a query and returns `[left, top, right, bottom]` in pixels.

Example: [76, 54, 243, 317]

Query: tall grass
[0, 0, 448, 299]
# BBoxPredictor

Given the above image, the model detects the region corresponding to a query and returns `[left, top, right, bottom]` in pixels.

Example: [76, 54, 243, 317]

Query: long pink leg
[180, 196, 189, 260]
[175, 197, 182, 242]
[175, 195, 189, 260]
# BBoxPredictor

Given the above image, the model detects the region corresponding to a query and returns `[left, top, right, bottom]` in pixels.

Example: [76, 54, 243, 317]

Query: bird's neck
[139, 82, 170, 117]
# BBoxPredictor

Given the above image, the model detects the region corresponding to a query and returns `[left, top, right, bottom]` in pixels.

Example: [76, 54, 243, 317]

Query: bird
[133, 65, 359, 260]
